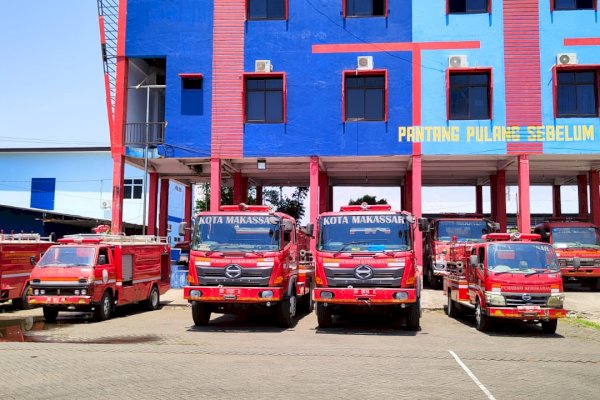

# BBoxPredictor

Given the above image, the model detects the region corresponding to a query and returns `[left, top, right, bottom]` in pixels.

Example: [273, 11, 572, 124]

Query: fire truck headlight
[81, 289, 87, 295]
[433, 263, 446, 271]
[320, 291, 334, 300]
[559, 259, 568, 267]
[189, 290, 202, 298]
[485, 293, 506, 306]
[40, 290, 46, 295]
[394, 292, 408, 300]
[547, 295, 564, 308]
[74, 290, 80, 295]
[259, 290, 274, 298]
[34, 289, 40, 295]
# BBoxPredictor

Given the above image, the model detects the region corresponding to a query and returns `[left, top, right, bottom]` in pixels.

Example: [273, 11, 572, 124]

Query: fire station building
[99, 0, 600, 264]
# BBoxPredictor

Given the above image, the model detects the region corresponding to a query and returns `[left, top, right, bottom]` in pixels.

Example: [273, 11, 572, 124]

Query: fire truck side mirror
[304, 224, 315, 238]
[573, 257, 581, 270]
[469, 254, 478, 267]
[30, 256, 36, 266]
[418, 218, 429, 232]
[282, 220, 294, 232]
[178, 222, 188, 236]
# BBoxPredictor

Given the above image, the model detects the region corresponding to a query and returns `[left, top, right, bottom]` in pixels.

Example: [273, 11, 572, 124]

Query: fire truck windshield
[191, 215, 281, 252]
[437, 220, 489, 242]
[551, 227, 600, 249]
[318, 214, 411, 252]
[487, 243, 559, 274]
[37, 247, 95, 267]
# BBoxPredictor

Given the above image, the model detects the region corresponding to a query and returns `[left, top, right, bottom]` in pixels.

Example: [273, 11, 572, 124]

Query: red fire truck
[183, 205, 314, 328]
[534, 220, 600, 291]
[313, 204, 426, 330]
[0, 232, 54, 309]
[423, 214, 498, 289]
[444, 233, 566, 334]
[28, 232, 171, 322]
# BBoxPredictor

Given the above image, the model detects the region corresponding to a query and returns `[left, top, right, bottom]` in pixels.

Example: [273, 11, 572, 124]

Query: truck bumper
[313, 287, 417, 305]
[28, 295, 92, 306]
[561, 268, 600, 278]
[184, 286, 285, 303]
[487, 307, 566, 320]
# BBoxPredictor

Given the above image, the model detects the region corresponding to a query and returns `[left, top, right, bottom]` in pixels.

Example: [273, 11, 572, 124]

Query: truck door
[468, 247, 485, 305]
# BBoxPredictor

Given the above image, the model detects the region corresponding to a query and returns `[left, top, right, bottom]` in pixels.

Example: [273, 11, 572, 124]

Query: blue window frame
[245, 76, 285, 123]
[344, 72, 387, 122]
[247, 0, 286, 20]
[449, 71, 491, 120]
[554, 0, 595, 10]
[556, 70, 598, 117]
[448, 0, 489, 13]
[30, 178, 56, 210]
[345, 0, 386, 17]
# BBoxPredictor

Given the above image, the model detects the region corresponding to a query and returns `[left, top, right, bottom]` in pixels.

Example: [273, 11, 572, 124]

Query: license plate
[517, 306, 541, 312]
[353, 289, 376, 296]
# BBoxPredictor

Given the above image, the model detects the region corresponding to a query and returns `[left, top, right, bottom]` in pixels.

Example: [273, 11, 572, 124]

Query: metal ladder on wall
[96, 0, 119, 122]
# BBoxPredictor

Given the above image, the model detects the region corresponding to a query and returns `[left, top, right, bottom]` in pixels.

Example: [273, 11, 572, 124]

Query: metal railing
[123, 122, 166, 146]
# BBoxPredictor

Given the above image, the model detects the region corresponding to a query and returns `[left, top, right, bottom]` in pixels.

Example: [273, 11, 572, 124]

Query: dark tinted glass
[248, 0, 285, 19]
[124, 185, 132, 199]
[469, 86, 490, 119]
[182, 78, 202, 90]
[345, 74, 385, 121]
[555, 0, 594, 9]
[346, 89, 365, 119]
[557, 70, 598, 117]
[365, 89, 384, 120]
[133, 185, 143, 199]
[245, 77, 283, 123]
[265, 92, 283, 122]
[449, 0, 488, 13]
[247, 91, 265, 121]
[450, 72, 491, 120]
[346, 0, 385, 17]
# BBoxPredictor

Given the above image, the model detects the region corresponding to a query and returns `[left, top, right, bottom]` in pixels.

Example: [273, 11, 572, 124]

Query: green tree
[348, 194, 388, 205]
[263, 187, 308, 221]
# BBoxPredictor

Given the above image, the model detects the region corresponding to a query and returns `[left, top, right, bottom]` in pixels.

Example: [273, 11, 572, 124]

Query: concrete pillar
[158, 178, 169, 237]
[411, 143, 423, 270]
[184, 185, 192, 242]
[147, 172, 159, 235]
[578, 174, 589, 219]
[309, 157, 320, 251]
[590, 171, 600, 226]
[517, 155, 531, 234]
[111, 154, 125, 234]
[475, 185, 483, 215]
[552, 185, 562, 218]
[496, 170, 507, 232]
[210, 158, 221, 211]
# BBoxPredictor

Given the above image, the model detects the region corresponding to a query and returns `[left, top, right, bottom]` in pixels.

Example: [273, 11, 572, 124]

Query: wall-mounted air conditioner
[357, 56, 374, 70]
[556, 53, 578, 65]
[255, 60, 273, 72]
[449, 55, 468, 68]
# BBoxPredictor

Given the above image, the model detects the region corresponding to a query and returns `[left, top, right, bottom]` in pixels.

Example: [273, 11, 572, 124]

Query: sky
[0, 1, 581, 220]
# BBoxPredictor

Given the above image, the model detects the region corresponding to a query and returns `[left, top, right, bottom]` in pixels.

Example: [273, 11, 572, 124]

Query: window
[553, 0, 595, 10]
[179, 73, 203, 116]
[345, 0, 387, 17]
[344, 71, 387, 121]
[448, 0, 489, 13]
[244, 75, 285, 123]
[124, 179, 143, 199]
[556, 70, 598, 117]
[31, 178, 56, 210]
[448, 70, 491, 120]
[247, 0, 286, 20]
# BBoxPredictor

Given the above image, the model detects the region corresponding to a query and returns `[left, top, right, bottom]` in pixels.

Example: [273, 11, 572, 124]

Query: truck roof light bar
[339, 203, 392, 212]
[219, 204, 271, 212]
[482, 233, 541, 242]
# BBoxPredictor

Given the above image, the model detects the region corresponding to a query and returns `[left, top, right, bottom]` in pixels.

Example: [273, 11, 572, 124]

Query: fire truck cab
[28, 232, 171, 322]
[0, 232, 54, 309]
[444, 233, 566, 334]
[534, 220, 600, 291]
[313, 204, 426, 330]
[183, 204, 314, 328]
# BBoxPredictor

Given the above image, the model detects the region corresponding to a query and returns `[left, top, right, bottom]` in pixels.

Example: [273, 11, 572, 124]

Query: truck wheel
[12, 284, 32, 310]
[145, 286, 160, 311]
[191, 302, 211, 326]
[316, 303, 333, 328]
[447, 291, 459, 318]
[475, 300, 491, 332]
[298, 284, 314, 314]
[43, 307, 59, 323]
[405, 302, 421, 331]
[276, 293, 297, 328]
[94, 291, 113, 322]
[591, 278, 600, 292]
[541, 319, 558, 334]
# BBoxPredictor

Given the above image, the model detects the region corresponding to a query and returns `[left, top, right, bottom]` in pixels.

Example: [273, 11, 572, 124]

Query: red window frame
[342, 69, 388, 122]
[550, 0, 598, 11]
[242, 72, 287, 123]
[446, 67, 493, 120]
[343, 0, 389, 18]
[246, 0, 289, 21]
[446, 0, 492, 14]
[552, 65, 600, 118]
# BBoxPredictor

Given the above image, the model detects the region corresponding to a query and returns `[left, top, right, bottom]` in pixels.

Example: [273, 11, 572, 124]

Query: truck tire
[541, 319, 558, 334]
[447, 291, 459, 318]
[276, 293, 297, 328]
[316, 303, 333, 328]
[192, 302, 211, 326]
[94, 291, 113, 322]
[405, 302, 421, 331]
[144, 285, 160, 311]
[297, 283, 314, 314]
[591, 278, 600, 292]
[475, 300, 491, 332]
[12, 284, 32, 310]
[43, 306, 59, 323]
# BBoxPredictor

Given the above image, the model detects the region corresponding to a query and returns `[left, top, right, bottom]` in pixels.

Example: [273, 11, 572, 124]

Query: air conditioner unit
[357, 56, 374, 70]
[255, 60, 273, 72]
[449, 55, 468, 68]
[101, 200, 111, 210]
[556, 53, 578, 66]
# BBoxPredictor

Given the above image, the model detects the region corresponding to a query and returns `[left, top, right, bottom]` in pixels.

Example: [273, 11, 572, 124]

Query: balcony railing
[124, 122, 166, 146]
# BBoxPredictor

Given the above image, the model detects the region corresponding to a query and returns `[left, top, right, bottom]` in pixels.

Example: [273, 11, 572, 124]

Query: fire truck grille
[324, 267, 404, 287]
[28, 287, 83, 296]
[560, 258, 599, 267]
[196, 266, 273, 287]
[504, 294, 549, 307]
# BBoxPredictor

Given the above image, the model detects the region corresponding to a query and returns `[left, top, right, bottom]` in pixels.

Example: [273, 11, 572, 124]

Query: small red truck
[0, 232, 54, 309]
[534, 220, 600, 291]
[28, 232, 170, 322]
[423, 214, 498, 289]
[183, 204, 314, 328]
[313, 204, 426, 330]
[444, 232, 566, 333]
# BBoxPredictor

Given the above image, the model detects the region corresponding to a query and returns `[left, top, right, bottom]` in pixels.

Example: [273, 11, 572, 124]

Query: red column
[411, 143, 423, 271]
[210, 158, 222, 211]
[496, 170, 507, 232]
[578, 174, 589, 219]
[147, 172, 159, 235]
[233, 172, 242, 205]
[552, 185, 562, 218]
[590, 171, 600, 226]
[255, 186, 263, 205]
[328, 186, 333, 212]
[309, 157, 320, 251]
[400, 185, 406, 211]
[517, 155, 531, 234]
[490, 174, 498, 223]
[475, 185, 483, 215]
[241, 177, 249, 204]
[319, 171, 328, 214]
[184, 185, 192, 242]
[405, 172, 413, 213]
[158, 178, 169, 237]
[111, 155, 125, 234]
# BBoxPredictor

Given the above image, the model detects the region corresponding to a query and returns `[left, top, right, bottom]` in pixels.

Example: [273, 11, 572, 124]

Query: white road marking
[449, 350, 497, 400]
